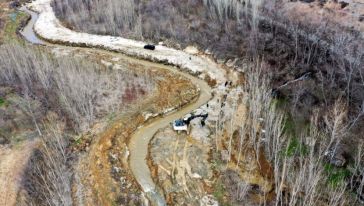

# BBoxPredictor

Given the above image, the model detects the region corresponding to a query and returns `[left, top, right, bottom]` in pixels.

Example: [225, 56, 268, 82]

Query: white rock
[184, 46, 199, 55]
[143, 112, 156, 121]
[111, 57, 120, 62]
[101, 60, 113, 68]
[191, 173, 202, 179]
[226, 58, 238, 67]
[163, 107, 175, 114]
[205, 49, 212, 55]
[200, 195, 218, 206]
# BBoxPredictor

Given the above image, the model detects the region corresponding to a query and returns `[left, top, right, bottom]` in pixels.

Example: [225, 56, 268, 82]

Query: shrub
[0, 97, 5, 106]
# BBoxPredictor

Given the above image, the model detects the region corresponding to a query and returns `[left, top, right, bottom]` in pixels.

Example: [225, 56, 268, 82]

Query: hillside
[0, 0, 363, 206]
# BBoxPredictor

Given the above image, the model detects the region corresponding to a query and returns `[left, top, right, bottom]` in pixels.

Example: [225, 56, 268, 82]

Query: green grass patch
[0, 97, 5, 107]
[3, 11, 28, 43]
[283, 115, 296, 137]
[324, 163, 351, 187]
[272, 96, 289, 109]
[212, 180, 233, 206]
[211, 151, 224, 171]
[73, 136, 82, 145]
[280, 113, 311, 157]
[107, 112, 116, 122]
[213, 181, 225, 204]
[283, 137, 309, 157]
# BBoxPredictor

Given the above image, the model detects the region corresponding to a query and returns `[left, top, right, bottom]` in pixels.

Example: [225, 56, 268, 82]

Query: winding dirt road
[19, 2, 222, 205]
[129, 72, 211, 205]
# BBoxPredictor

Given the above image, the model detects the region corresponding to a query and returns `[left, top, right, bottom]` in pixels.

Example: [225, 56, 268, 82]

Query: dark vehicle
[144, 44, 155, 50]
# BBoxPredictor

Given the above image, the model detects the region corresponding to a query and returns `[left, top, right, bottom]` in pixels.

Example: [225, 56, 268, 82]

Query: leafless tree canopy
[35, 0, 364, 204]
[19, 120, 72, 206]
[0, 44, 154, 131]
[52, 0, 141, 38]
[52, 0, 364, 112]
[224, 62, 363, 205]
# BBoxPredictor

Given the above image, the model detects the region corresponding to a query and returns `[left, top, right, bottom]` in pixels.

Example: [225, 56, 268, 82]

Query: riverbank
[22, 0, 232, 205]
[15, 0, 364, 205]
[27, 0, 226, 85]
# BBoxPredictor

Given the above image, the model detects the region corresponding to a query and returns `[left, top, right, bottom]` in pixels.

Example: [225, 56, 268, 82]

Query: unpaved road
[20, 2, 217, 205]
[0, 141, 37, 206]
[128, 67, 211, 205]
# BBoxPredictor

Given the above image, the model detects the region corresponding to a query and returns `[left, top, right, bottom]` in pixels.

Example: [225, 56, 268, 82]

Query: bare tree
[0, 44, 154, 132]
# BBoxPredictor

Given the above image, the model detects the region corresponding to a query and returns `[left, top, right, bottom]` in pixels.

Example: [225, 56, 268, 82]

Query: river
[19, 5, 212, 206]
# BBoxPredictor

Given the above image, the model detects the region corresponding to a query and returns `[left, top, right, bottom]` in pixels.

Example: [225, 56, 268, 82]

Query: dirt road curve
[20, 1, 225, 204]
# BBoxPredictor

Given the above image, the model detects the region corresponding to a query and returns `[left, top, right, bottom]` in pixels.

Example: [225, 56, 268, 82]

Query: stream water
[19, 5, 212, 206]
[19, 6, 44, 45]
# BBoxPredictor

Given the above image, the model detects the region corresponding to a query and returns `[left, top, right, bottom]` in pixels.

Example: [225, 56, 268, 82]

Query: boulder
[324, 146, 347, 167]
[359, 15, 364, 22]
[200, 195, 218, 206]
[0, 136, 9, 145]
[298, 91, 319, 107]
[339, 1, 349, 9]
[328, 154, 346, 167]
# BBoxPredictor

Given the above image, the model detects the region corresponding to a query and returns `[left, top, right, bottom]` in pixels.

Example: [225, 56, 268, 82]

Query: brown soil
[148, 127, 214, 206]
[146, 84, 275, 206]
[0, 140, 38, 206]
[73, 50, 199, 206]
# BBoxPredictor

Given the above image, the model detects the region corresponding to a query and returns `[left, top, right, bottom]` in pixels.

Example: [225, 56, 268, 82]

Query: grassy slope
[0, 2, 28, 44]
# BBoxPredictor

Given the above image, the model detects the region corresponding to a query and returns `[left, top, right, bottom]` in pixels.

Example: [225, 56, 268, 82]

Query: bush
[324, 163, 351, 187]
[0, 97, 5, 106]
